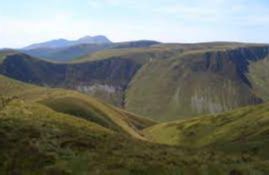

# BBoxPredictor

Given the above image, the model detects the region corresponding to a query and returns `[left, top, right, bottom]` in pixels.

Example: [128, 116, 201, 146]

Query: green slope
[247, 55, 269, 101]
[144, 102, 269, 158]
[75, 46, 175, 64]
[126, 46, 269, 121]
[0, 75, 155, 139]
[2, 100, 269, 175]
[75, 42, 264, 63]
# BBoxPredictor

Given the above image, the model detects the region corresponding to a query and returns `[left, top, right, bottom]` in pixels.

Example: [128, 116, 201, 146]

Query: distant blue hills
[23, 35, 112, 50]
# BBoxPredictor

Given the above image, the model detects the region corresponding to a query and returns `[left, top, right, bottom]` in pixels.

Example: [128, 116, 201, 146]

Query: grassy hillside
[76, 42, 265, 63]
[144, 102, 269, 156]
[126, 46, 269, 121]
[0, 75, 155, 139]
[75, 46, 175, 64]
[1, 78, 269, 174]
[247, 55, 269, 101]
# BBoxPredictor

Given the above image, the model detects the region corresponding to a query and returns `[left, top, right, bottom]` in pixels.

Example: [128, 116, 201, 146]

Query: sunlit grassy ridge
[144, 102, 269, 157]
[75, 42, 268, 63]
[0, 75, 155, 139]
[75, 47, 173, 64]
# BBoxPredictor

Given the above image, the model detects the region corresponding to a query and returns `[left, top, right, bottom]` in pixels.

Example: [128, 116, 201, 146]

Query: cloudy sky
[0, 0, 269, 48]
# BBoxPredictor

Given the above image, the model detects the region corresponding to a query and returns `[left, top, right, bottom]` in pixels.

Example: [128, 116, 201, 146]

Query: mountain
[76, 35, 111, 44]
[1, 75, 269, 174]
[1, 42, 269, 122]
[24, 38, 70, 49]
[125, 45, 269, 121]
[21, 40, 159, 62]
[22, 44, 111, 62]
[23, 35, 112, 50]
[0, 49, 19, 63]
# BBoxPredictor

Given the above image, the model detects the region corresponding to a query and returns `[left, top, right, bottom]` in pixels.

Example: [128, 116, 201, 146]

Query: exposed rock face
[0, 54, 141, 106]
[76, 84, 123, 106]
[77, 84, 117, 94]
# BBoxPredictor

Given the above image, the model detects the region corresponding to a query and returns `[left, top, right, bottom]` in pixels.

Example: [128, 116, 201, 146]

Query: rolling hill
[1, 75, 269, 174]
[0, 75, 156, 139]
[143, 102, 269, 159]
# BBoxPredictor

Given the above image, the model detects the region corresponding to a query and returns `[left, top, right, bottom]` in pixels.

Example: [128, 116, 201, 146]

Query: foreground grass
[1, 75, 269, 174]
[1, 100, 269, 175]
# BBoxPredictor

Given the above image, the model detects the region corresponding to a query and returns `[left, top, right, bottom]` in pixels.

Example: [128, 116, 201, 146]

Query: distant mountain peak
[23, 35, 112, 50]
[77, 35, 111, 44]
[78, 35, 92, 41]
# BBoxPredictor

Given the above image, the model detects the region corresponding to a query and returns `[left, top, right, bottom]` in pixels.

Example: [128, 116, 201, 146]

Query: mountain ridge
[20, 40, 160, 62]
[1, 43, 269, 122]
[23, 35, 112, 50]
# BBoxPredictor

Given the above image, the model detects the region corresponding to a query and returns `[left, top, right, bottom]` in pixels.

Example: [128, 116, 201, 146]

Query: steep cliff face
[125, 46, 269, 121]
[0, 54, 141, 106]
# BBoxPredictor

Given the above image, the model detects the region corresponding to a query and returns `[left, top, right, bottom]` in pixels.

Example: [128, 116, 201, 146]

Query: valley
[2, 0, 269, 174]
[1, 42, 269, 121]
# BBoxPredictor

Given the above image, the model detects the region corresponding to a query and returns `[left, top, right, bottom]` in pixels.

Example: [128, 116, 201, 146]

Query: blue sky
[0, 0, 269, 47]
